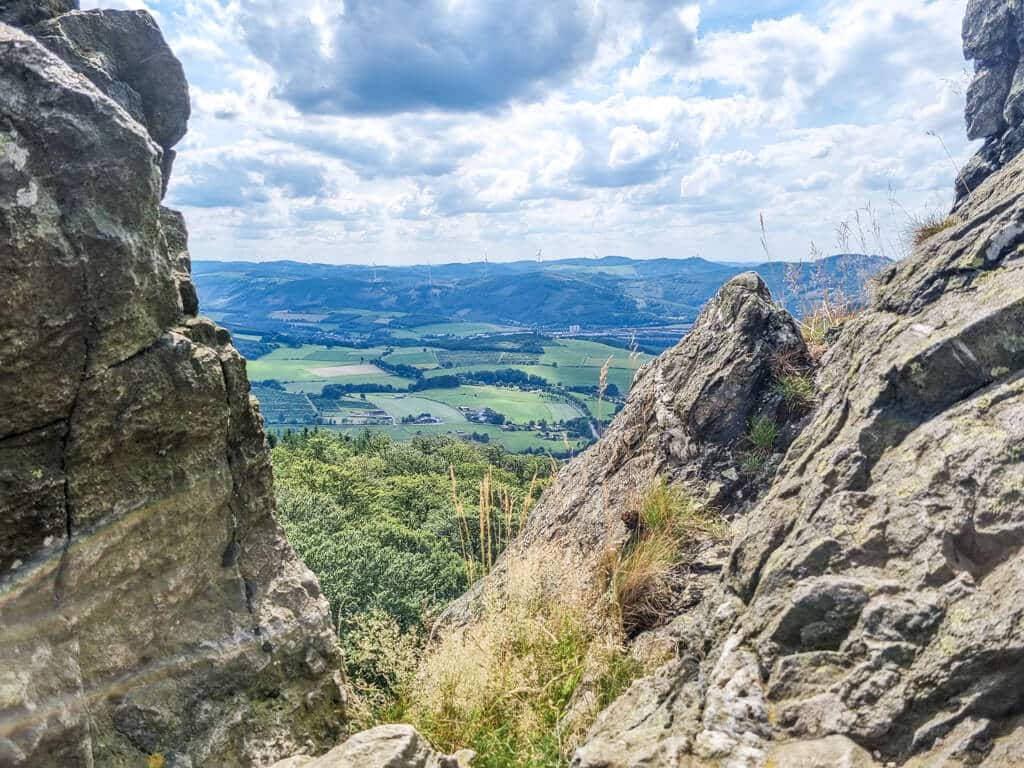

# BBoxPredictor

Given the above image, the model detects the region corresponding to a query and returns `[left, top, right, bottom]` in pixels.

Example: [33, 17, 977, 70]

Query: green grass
[302, 347, 388, 363]
[424, 386, 584, 424]
[371, 394, 467, 423]
[282, 374, 412, 394]
[384, 348, 442, 366]
[413, 322, 507, 336]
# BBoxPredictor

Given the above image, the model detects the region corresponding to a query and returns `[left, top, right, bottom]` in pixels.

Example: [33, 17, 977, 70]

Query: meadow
[246, 335, 642, 454]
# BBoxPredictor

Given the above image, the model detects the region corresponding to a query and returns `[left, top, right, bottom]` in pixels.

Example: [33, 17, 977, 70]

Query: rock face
[957, 0, 1024, 202]
[575, 147, 1024, 768]
[569, 13, 1024, 768]
[269, 725, 474, 768]
[0, 16, 344, 768]
[0, 0, 75, 27]
[32, 8, 190, 197]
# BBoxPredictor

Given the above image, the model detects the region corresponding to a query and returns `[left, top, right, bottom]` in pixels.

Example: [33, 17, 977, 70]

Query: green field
[422, 386, 583, 424]
[372, 394, 466, 423]
[304, 422, 585, 454]
[245, 338, 640, 453]
[384, 348, 442, 367]
[247, 344, 416, 392]
[412, 322, 507, 336]
[419, 340, 649, 394]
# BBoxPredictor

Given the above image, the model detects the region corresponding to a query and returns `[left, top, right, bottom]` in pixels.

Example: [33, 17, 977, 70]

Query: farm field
[372, 394, 466, 423]
[247, 344, 417, 392]
[303, 422, 586, 454]
[412, 321, 508, 336]
[243, 339, 637, 454]
[423, 386, 584, 423]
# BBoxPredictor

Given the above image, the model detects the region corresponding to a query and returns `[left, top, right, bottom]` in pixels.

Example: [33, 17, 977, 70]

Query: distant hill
[192, 254, 891, 348]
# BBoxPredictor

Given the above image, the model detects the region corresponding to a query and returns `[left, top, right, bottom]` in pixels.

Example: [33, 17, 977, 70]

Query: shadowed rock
[0, 21, 345, 767]
[957, 0, 1024, 203]
[32, 9, 190, 196]
[0, 0, 75, 27]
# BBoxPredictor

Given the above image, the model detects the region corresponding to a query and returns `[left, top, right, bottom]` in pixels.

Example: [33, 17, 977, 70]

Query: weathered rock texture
[0, 16, 344, 768]
[957, 0, 1024, 203]
[0, 0, 75, 27]
[269, 725, 473, 768]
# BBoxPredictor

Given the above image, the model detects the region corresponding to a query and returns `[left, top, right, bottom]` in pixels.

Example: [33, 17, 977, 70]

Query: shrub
[606, 479, 726, 637]
[407, 548, 635, 765]
[341, 609, 422, 725]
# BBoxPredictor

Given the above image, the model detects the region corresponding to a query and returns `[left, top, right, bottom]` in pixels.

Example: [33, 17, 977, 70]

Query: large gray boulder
[0, 21, 345, 767]
[270, 725, 473, 768]
[957, 0, 1024, 201]
[31, 9, 190, 196]
[0, 0, 75, 27]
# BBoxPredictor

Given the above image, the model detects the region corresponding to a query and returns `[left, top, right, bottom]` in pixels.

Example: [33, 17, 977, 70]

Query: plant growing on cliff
[739, 416, 779, 475]
[911, 212, 958, 246]
[606, 479, 726, 637]
[406, 547, 638, 766]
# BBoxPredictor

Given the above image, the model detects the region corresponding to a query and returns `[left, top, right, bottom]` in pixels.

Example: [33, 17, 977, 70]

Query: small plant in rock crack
[604, 478, 728, 638]
[773, 372, 816, 408]
[771, 347, 817, 410]
[910, 211, 959, 247]
[740, 416, 779, 475]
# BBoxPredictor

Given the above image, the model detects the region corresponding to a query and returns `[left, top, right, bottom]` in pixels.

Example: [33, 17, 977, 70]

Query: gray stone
[31, 9, 190, 195]
[0, 0, 75, 27]
[0, 22, 346, 767]
[966, 62, 1014, 140]
[270, 725, 473, 768]
[958, 0, 1024, 198]
[963, 0, 1019, 61]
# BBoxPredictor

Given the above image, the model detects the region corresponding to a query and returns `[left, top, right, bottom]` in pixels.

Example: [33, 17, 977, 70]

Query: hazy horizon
[86, 0, 975, 266]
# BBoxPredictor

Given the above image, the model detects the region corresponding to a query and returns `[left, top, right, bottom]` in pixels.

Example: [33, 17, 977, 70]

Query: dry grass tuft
[605, 479, 727, 637]
[911, 212, 958, 246]
[450, 464, 540, 585]
[407, 547, 636, 763]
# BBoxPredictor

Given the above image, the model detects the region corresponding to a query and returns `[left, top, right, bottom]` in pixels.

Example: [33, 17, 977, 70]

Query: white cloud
[106, 0, 980, 265]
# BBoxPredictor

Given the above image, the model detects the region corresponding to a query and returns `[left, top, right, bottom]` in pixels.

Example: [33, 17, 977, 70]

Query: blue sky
[83, 0, 975, 265]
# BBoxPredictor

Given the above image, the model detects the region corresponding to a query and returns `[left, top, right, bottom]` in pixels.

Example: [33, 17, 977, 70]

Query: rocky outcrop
[440, 271, 809, 635]
[0, 0, 75, 27]
[957, 0, 1024, 202]
[31, 8, 190, 197]
[0, 14, 344, 768]
[269, 725, 474, 768]
[576, 147, 1024, 768]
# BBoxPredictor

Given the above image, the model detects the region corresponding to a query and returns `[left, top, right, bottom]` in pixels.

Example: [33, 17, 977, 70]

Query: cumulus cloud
[118, 0, 978, 265]
[172, 151, 330, 208]
[235, 0, 603, 114]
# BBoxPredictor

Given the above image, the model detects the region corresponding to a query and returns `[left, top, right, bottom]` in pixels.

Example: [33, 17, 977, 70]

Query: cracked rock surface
[0, 18, 344, 767]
